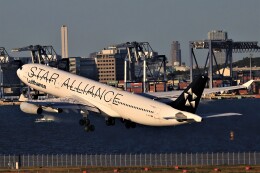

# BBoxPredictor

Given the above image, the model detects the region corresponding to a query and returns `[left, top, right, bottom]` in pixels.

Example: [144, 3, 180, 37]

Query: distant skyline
[1, 0, 260, 65]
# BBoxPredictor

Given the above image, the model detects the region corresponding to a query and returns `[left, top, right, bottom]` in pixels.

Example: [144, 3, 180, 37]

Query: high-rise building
[95, 47, 126, 83]
[61, 25, 68, 58]
[208, 30, 228, 65]
[171, 41, 181, 66]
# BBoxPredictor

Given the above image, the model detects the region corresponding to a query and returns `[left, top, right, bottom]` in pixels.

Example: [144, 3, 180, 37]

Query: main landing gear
[79, 117, 95, 132]
[106, 117, 115, 126]
[121, 119, 136, 129]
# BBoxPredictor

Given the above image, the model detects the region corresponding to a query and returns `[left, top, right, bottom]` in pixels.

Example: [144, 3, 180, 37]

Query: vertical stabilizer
[169, 75, 208, 113]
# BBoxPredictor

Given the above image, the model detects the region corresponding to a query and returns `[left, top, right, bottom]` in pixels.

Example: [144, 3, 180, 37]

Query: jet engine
[20, 102, 43, 115]
[42, 107, 63, 113]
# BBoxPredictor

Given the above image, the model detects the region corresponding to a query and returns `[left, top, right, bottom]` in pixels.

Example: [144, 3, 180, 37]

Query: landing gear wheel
[125, 122, 131, 129]
[84, 124, 95, 132]
[131, 122, 136, 128]
[106, 118, 115, 126]
[89, 124, 95, 132]
[84, 118, 90, 126]
[79, 118, 90, 126]
[124, 120, 136, 129]
[106, 120, 111, 126]
[79, 119, 85, 126]
[84, 126, 90, 132]
[111, 118, 115, 125]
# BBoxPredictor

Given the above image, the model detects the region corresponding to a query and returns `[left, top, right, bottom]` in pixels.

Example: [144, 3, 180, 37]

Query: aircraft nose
[17, 66, 23, 78]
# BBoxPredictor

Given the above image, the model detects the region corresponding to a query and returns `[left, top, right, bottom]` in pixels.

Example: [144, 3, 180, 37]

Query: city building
[94, 47, 126, 83]
[68, 57, 80, 75]
[0, 60, 23, 97]
[0, 48, 23, 98]
[80, 58, 98, 81]
[171, 41, 181, 66]
[207, 30, 228, 65]
[61, 25, 68, 58]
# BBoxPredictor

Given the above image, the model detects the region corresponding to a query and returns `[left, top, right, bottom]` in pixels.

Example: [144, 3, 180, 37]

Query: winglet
[242, 80, 254, 89]
[19, 93, 29, 102]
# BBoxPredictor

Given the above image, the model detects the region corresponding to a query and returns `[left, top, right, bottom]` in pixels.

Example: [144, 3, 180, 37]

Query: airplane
[16, 64, 245, 132]
[142, 80, 254, 103]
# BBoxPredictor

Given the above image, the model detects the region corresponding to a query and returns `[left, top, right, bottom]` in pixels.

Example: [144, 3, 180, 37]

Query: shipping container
[131, 83, 142, 87]
[178, 82, 189, 90]
[131, 88, 143, 93]
[149, 85, 155, 92]
[238, 89, 248, 95]
[213, 80, 223, 88]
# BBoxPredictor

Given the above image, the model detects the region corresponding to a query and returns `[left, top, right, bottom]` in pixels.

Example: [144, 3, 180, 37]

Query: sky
[1, 0, 260, 65]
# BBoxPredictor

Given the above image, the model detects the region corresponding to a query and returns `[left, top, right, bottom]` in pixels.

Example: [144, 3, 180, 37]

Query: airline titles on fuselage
[27, 79, 46, 89]
[27, 66, 123, 105]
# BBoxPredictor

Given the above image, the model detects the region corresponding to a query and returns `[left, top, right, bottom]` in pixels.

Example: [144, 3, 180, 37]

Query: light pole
[0, 68, 2, 98]
[250, 54, 253, 80]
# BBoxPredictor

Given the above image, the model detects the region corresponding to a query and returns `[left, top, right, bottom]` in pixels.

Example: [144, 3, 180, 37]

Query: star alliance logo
[184, 88, 197, 108]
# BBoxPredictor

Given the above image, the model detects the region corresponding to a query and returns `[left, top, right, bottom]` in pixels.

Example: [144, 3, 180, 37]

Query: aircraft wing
[141, 80, 254, 101]
[203, 80, 254, 95]
[27, 96, 100, 113]
[139, 91, 182, 100]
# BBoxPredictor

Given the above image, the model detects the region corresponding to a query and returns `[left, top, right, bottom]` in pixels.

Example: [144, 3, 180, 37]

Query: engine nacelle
[42, 107, 63, 113]
[20, 102, 43, 115]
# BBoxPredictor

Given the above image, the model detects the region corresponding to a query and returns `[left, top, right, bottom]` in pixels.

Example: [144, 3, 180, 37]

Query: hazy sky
[1, 0, 260, 64]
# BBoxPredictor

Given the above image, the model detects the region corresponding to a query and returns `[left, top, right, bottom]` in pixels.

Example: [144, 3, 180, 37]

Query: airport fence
[0, 152, 260, 168]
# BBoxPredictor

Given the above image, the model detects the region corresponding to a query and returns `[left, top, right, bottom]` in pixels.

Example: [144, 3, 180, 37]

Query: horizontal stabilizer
[163, 112, 202, 122]
[163, 116, 197, 123]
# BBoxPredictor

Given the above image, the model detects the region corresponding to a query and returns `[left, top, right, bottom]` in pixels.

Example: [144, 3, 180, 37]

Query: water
[0, 99, 260, 154]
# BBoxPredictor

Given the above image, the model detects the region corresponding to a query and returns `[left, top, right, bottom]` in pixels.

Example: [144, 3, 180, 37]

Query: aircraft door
[151, 105, 161, 120]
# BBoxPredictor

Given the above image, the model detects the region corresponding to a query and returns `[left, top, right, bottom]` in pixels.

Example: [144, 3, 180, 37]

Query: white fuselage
[17, 64, 202, 126]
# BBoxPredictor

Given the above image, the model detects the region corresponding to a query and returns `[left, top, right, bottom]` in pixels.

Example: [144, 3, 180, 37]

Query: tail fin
[168, 75, 208, 114]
